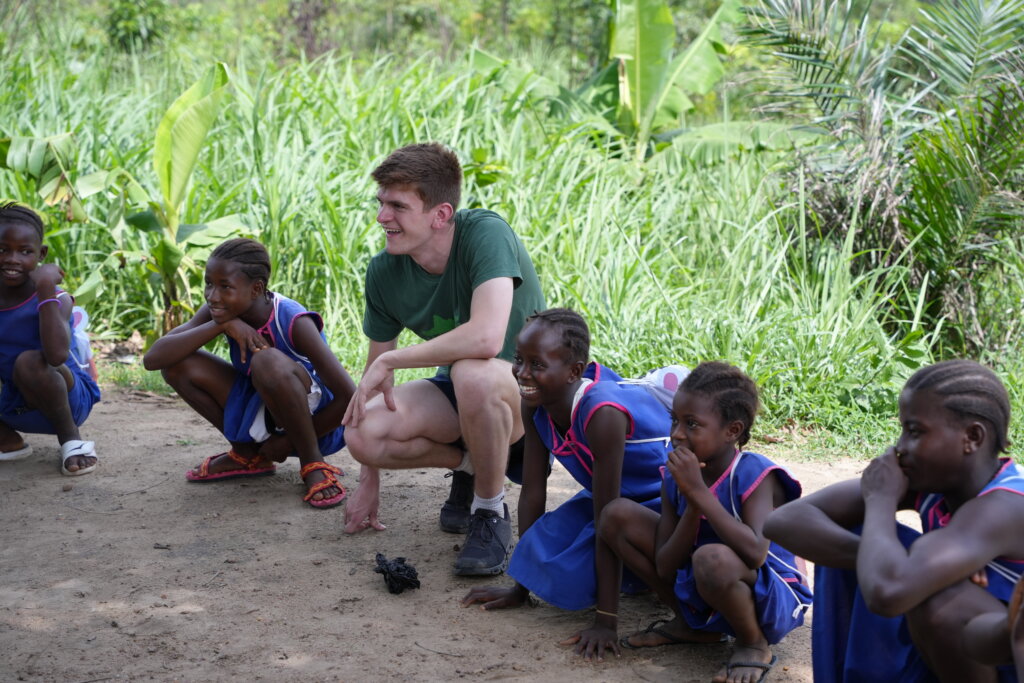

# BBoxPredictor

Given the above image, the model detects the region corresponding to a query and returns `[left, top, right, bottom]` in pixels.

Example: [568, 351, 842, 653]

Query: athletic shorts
[424, 373, 542, 484]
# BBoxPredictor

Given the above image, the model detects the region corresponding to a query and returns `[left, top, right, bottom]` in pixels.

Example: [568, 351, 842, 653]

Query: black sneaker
[440, 470, 474, 534]
[453, 504, 512, 576]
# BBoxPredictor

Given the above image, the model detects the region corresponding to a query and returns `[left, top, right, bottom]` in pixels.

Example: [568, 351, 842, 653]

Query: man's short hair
[371, 143, 462, 211]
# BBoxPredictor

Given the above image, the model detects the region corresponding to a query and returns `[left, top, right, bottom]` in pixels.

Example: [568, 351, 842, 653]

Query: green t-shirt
[362, 208, 545, 364]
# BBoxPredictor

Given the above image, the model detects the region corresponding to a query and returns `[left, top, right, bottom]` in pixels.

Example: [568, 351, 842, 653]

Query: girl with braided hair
[766, 359, 1024, 682]
[599, 361, 810, 683]
[144, 238, 355, 509]
[462, 308, 672, 660]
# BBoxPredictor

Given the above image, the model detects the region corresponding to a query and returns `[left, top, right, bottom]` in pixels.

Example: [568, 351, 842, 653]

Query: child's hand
[222, 318, 269, 363]
[461, 584, 529, 610]
[969, 568, 989, 588]
[667, 446, 706, 497]
[860, 448, 908, 502]
[28, 264, 64, 295]
[560, 623, 621, 661]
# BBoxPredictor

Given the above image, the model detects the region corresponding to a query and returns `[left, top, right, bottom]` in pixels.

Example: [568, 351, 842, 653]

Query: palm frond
[901, 0, 1024, 103]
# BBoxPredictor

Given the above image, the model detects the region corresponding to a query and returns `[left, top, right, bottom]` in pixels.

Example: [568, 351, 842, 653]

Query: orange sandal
[300, 461, 346, 509]
[186, 450, 276, 482]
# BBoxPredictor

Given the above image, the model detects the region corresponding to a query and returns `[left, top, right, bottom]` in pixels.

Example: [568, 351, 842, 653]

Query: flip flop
[185, 450, 276, 482]
[301, 461, 346, 509]
[725, 655, 778, 683]
[0, 443, 32, 461]
[620, 618, 728, 649]
[60, 440, 98, 476]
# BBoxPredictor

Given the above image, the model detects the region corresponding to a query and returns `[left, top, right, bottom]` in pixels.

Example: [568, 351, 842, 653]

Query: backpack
[71, 305, 98, 381]
[617, 365, 689, 410]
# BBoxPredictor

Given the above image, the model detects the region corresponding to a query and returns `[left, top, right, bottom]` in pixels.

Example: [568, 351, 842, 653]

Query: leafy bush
[106, 0, 172, 51]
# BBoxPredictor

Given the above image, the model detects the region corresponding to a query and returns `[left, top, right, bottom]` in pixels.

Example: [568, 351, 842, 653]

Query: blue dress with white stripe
[811, 458, 1024, 682]
[507, 362, 670, 610]
[221, 293, 346, 457]
[664, 450, 812, 643]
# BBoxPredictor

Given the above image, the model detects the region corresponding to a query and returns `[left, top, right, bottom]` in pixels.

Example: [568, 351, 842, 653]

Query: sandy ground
[0, 385, 871, 682]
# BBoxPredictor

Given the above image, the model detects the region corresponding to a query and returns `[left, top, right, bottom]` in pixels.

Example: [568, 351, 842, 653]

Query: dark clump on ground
[375, 553, 421, 594]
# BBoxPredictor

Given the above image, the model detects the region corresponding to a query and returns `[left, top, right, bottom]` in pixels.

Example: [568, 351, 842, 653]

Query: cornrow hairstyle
[524, 308, 590, 365]
[904, 359, 1011, 453]
[210, 238, 271, 288]
[0, 201, 45, 241]
[371, 143, 462, 211]
[681, 361, 760, 448]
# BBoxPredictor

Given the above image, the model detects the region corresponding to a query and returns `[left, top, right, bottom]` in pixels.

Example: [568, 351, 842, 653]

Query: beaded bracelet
[36, 297, 62, 311]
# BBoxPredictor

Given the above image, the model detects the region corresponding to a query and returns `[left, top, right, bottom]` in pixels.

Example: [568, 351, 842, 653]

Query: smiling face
[511, 321, 583, 409]
[375, 185, 449, 260]
[204, 257, 262, 323]
[0, 222, 46, 290]
[895, 387, 975, 492]
[670, 389, 741, 464]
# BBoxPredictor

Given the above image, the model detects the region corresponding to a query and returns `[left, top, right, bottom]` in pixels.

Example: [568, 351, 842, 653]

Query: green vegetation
[1, 0, 1022, 456]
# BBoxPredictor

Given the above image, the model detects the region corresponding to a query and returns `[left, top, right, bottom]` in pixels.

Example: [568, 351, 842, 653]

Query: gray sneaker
[453, 504, 512, 576]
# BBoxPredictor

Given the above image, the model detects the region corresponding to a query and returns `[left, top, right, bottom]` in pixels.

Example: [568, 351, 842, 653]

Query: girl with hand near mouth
[144, 238, 355, 509]
[0, 202, 101, 474]
[600, 362, 810, 683]
[462, 308, 671, 661]
[765, 360, 1024, 683]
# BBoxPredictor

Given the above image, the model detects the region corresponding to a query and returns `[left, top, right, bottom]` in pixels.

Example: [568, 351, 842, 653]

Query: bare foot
[303, 468, 343, 503]
[621, 617, 726, 648]
[712, 642, 775, 683]
[63, 453, 97, 472]
[189, 450, 272, 477]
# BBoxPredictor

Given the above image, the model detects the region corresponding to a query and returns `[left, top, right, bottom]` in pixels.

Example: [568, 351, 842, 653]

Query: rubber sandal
[300, 461, 346, 509]
[0, 443, 32, 461]
[185, 450, 276, 482]
[620, 618, 728, 649]
[725, 655, 777, 683]
[60, 440, 98, 476]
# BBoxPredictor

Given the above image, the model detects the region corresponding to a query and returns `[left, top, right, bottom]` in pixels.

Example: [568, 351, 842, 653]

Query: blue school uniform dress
[507, 362, 670, 610]
[0, 291, 100, 434]
[664, 450, 812, 644]
[221, 293, 345, 457]
[812, 458, 1024, 683]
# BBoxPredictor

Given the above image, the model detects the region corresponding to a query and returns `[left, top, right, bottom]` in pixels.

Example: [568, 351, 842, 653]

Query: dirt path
[0, 387, 868, 682]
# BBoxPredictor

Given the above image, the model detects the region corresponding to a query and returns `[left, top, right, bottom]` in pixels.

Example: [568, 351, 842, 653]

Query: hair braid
[524, 308, 590, 365]
[905, 360, 1011, 453]
[680, 361, 760, 447]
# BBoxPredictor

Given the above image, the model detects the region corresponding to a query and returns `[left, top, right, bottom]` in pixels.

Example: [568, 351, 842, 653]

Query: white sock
[453, 450, 474, 475]
[471, 490, 504, 516]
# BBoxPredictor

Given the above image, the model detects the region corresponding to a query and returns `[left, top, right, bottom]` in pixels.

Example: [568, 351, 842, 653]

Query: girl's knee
[693, 544, 745, 589]
[597, 497, 634, 539]
[12, 349, 47, 380]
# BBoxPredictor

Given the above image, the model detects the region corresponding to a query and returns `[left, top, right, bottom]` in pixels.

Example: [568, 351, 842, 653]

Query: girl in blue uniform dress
[600, 361, 810, 683]
[463, 308, 671, 660]
[0, 203, 100, 475]
[144, 238, 355, 509]
[766, 360, 1024, 682]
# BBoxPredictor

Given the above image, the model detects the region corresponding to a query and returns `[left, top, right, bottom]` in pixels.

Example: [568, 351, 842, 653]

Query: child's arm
[143, 306, 267, 370]
[654, 475, 700, 579]
[857, 449, 1024, 616]
[31, 264, 72, 366]
[764, 479, 866, 569]
[256, 315, 356, 462]
[462, 403, 548, 609]
[659, 446, 776, 569]
[563, 405, 629, 659]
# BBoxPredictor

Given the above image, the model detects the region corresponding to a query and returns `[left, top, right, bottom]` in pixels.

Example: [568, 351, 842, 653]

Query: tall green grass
[2, 25, 1019, 455]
